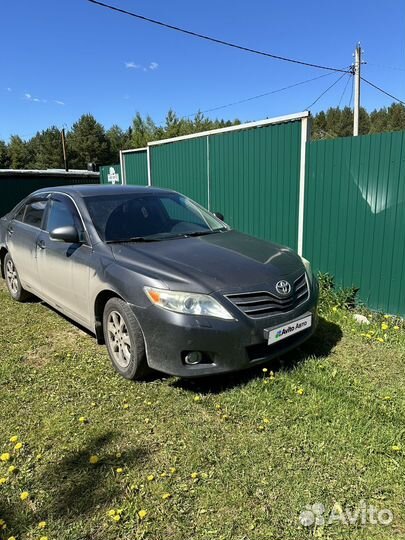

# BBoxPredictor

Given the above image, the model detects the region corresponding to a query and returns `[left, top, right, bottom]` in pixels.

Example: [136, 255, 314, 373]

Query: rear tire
[4, 253, 32, 302]
[103, 297, 150, 380]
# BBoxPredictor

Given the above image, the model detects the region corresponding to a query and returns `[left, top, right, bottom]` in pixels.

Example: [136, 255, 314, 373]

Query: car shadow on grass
[37, 432, 150, 522]
[171, 316, 342, 395]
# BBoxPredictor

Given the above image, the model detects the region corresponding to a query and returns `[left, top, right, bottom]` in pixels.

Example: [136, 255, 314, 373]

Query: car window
[161, 197, 207, 226]
[23, 200, 47, 228]
[14, 204, 26, 222]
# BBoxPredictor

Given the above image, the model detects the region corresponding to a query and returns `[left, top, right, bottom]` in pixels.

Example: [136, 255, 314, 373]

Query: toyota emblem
[276, 280, 292, 296]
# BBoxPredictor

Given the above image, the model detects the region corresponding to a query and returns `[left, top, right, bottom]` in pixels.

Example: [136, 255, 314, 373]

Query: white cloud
[33, 97, 40, 102]
[24, 93, 32, 100]
[149, 62, 159, 70]
[125, 61, 140, 69]
[54, 100, 65, 106]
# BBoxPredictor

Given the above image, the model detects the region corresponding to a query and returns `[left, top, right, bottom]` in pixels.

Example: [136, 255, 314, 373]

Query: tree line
[1, 103, 405, 170]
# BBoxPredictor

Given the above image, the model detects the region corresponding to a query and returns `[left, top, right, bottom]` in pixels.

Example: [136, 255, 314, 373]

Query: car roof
[33, 184, 176, 198]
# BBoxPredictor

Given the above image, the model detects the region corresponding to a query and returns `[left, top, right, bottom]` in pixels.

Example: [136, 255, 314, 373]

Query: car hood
[110, 230, 304, 293]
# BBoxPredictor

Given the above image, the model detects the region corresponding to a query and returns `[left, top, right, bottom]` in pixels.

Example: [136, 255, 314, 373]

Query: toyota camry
[0, 185, 319, 379]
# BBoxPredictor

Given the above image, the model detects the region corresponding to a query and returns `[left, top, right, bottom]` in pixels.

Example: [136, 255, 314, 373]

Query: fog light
[184, 351, 203, 365]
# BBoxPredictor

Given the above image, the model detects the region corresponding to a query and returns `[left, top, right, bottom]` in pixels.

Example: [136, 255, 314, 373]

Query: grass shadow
[171, 316, 342, 395]
[39, 432, 150, 521]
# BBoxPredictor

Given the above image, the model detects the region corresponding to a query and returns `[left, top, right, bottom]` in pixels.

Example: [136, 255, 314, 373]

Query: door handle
[36, 240, 46, 250]
[7, 226, 13, 236]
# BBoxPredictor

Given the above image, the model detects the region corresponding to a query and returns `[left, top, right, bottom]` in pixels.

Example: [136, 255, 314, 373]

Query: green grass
[0, 281, 404, 539]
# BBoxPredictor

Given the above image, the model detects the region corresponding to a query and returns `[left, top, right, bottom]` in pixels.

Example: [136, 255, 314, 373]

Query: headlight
[300, 256, 314, 285]
[144, 287, 234, 320]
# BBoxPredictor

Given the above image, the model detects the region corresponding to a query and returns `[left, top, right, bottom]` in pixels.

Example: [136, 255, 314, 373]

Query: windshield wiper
[105, 236, 161, 244]
[183, 228, 228, 237]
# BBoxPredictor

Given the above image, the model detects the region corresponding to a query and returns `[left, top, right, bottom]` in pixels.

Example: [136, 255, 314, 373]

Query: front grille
[225, 273, 309, 319]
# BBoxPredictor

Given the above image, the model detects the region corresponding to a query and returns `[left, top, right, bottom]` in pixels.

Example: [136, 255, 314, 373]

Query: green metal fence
[0, 170, 99, 217]
[123, 150, 148, 186]
[209, 123, 301, 250]
[304, 130, 405, 316]
[150, 138, 208, 206]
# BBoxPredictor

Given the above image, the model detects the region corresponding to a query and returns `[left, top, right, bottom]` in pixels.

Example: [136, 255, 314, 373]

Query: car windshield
[84, 192, 228, 243]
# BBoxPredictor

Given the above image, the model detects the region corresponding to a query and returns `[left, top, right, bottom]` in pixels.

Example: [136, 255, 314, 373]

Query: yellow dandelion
[257, 425, 265, 431]
[116, 467, 124, 474]
[262, 368, 268, 373]
[8, 536, 16, 540]
[39, 537, 48, 540]
[9, 436, 18, 444]
[381, 323, 389, 331]
[112, 514, 121, 522]
[215, 404, 221, 410]
[20, 491, 29, 501]
[147, 474, 155, 481]
[169, 467, 177, 474]
[91, 401, 96, 407]
[117, 508, 123, 515]
[383, 395, 392, 400]
[365, 333, 372, 339]
[38, 521, 47, 529]
[263, 418, 270, 424]
[89, 455, 99, 464]
[263, 380, 269, 385]
[160, 472, 168, 478]
[194, 396, 201, 402]
[79, 417, 86, 423]
[392, 445, 401, 452]
[0, 478, 7, 485]
[107, 509, 116, 517]
[332, 306, 338, 312]
[138, 509, 147, 520]
[394, 325, 400, 331]
[0, 453, 10, 462]
[14, 443, 22, 451]
[123, 403, 129, 409]
[162, 492, 171, 500]
[377, 338, 385, 343]
[297, 388, 304, 395]
[8, 466, 17, 474]
[191, 472, 199, 479]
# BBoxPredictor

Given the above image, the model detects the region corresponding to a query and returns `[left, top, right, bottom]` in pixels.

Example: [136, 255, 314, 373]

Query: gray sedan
[0, 185, 318, 379]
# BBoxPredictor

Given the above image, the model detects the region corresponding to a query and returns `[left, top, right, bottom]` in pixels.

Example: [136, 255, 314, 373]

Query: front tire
[4, 253, 32, 302]
[103, 297, 150, 380]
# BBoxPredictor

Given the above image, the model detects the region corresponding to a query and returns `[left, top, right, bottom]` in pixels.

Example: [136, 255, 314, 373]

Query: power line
[338, 72, 352, 108]
[305, 71, 350, 110]
[87, 0, 347, 73]
[183, 71, 337, 118]
[360, 76, 405, 106]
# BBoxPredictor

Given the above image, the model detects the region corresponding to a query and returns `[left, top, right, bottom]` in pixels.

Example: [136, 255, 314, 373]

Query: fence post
[119, 150, 126, 184]
[297, 115, 311, 256]
[206, 136, 211, 211]
[147, 146, 152, 186]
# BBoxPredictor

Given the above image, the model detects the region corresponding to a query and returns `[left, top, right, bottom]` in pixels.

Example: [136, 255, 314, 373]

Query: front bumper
[132, 278, 319, 378]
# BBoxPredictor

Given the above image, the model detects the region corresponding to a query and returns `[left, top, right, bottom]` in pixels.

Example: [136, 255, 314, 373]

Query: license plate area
[265, 313, 312, 345]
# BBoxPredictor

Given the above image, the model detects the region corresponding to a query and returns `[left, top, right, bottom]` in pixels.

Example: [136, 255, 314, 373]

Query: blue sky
[1, 0, 404, 140]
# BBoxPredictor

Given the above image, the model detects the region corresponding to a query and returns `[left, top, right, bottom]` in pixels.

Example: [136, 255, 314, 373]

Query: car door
[36, 194, 92, 327]
[7, 196, 48, 294]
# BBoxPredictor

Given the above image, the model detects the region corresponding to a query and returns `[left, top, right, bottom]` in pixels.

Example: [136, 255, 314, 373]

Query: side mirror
[213, 211, 224, 221]
[50, 225, 80, 243]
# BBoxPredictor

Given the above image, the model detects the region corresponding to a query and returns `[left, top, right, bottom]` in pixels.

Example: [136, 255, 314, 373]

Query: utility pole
[61, 128, 68, 172]
[353, 42, 361, 136]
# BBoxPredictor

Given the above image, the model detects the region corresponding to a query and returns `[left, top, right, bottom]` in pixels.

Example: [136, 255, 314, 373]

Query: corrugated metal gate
[120, 113, 308, 251]
[304, 131, 405, 316]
